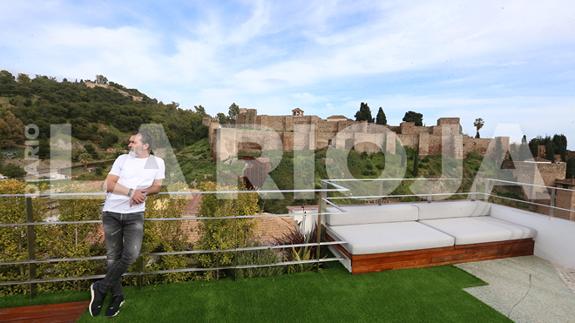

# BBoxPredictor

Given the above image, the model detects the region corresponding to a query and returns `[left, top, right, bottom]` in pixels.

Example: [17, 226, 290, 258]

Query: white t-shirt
[102, 153, 165, 213]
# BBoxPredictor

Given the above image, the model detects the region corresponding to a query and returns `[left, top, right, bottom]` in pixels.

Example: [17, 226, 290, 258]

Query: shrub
[0, 164, 26, 179]
[139, 184, 194, 285]
[0, 180, 195, 296]
[231, 246, 284, 279]
[274, 226, 320, 274]
[196, 182, 259, 280]
[0, 180, 28, 295]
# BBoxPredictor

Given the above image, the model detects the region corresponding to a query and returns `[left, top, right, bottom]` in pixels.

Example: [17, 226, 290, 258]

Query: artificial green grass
[92, 264, 507, 322]
[1, 264, 510, 322]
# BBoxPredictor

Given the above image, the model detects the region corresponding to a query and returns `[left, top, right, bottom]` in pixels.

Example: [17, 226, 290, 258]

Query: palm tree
[473, 118, 485, 138]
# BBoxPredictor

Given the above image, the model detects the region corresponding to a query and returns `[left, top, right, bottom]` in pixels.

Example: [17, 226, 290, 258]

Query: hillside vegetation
[0, 71, 207, 159]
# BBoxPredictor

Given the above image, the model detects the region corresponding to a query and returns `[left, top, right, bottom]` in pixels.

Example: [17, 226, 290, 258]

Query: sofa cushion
[325, 204, 419, 226]
[415, 200, 491, 220]
[325, 221, 455, 254]
[420, 216, 536, 245]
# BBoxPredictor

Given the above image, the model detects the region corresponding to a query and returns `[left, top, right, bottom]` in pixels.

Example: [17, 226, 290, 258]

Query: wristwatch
[127, 188, 134, 197]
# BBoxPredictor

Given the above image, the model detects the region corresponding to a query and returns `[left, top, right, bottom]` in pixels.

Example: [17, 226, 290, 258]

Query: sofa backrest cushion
[415, 200, 491, 220]
[325, 204, 419, 226]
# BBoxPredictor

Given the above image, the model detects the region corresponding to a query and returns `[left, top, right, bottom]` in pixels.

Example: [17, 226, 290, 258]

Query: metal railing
[0, 183, 349, 297]
[2, 177, 574, 297]
[320, 177, 575, 220]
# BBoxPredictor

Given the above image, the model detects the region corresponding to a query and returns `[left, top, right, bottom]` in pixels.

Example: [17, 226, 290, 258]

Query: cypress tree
[376, 107, 387, 125]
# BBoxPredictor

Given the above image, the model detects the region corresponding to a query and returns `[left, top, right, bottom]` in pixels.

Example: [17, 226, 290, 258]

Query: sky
[1, 0, 574, 148]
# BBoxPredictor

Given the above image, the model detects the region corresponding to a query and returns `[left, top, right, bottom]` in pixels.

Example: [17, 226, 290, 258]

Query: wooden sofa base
[326, 233, 534, 274]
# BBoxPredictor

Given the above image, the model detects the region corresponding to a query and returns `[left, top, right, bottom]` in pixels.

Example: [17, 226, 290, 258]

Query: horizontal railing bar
[322, 198, 345, 212]
[0, 256, 106, 266]
[0, 220, 102, 227]
[0, 187, 349, 198]
[486, 178, 575, 193]
[323, 178, 466, 182]
[0, 212, 343, 228]
[325, 191, 574, 213]
[326, 192, 475, 200]
[0, 274, 105, 286]
[487, 193, 575, 213]
[0, 258, 343, 286]
[138, 258, 342, 274]
[0, 241, 347, 266]
[148, 241, 346, 257]
[319, 180, 352, 192]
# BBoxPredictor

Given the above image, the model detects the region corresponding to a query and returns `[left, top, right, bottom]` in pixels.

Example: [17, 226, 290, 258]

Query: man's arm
[104, 174, 154, 205]
[129, 179, 162, 205]
[142, 179, 163, 195]
[104, 174, 132, 196]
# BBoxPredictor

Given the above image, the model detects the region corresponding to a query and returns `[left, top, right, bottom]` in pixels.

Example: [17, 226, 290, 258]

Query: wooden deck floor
[0, 301, 89, 322]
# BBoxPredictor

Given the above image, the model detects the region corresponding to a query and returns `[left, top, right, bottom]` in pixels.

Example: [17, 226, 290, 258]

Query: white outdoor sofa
[324, 200, 536, 274]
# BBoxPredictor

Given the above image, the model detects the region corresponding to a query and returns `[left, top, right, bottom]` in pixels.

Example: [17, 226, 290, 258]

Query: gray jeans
[97, 211, 144, 297]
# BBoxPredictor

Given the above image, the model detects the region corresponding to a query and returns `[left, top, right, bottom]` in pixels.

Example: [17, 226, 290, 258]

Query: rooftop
[0, 178, 574, 321]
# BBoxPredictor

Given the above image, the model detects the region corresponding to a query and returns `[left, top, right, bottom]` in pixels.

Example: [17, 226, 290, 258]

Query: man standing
[89, 131, 165, 317]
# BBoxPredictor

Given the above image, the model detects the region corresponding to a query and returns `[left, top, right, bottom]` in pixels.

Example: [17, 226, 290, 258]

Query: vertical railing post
[25, 197, 36, 298]
[483, 178, 490, 202]
[137, 256, 144, 288]
[550, 187, 556, 217]
[316, 181, 327, 272]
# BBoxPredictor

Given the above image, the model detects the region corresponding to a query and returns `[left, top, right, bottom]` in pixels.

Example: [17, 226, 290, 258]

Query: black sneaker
[105, 295, 125, 317]
[89, 282, 106, 316]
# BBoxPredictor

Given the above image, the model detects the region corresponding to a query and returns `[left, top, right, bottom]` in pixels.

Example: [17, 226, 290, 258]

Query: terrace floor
[1, 258, 573, 322]
[1, 263, 510, 323]
[457, 256, 575, 323]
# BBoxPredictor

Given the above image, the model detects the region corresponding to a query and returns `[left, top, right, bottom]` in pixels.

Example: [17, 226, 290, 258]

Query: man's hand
[130, 189, 147, 206]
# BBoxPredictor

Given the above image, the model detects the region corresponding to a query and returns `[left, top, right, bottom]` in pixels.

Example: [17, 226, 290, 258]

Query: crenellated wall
[210, 109, 508, 160]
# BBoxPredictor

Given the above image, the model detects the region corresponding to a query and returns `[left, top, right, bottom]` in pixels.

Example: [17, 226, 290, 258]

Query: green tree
[375, 107, 387, 125]
[545, 141, 555, 161]
[552, 134, 568, 161]
[0, 109, 25, 147]
[402, 111, 423, 126]
[84, 144, 98, 159]
[528, 137, 542, 157]
[194, 105, 207, 117]
[473, 118, 485, 138]
[0, 70, 15, 81]
[354, 102, 374, 122]
[228, 103, 240, 123]
[16, 73, 31, 84]
[101, 132, 118, 149]
[216, 113, 227, 124]
[567, 158, 575, 179]
[0, 164, 26, 178]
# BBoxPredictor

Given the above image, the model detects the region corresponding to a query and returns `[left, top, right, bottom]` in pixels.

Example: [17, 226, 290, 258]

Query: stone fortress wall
[207, 108, 510, 161]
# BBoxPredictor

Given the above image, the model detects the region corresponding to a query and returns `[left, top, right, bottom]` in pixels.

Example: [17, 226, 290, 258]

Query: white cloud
[1, 0, 574, 147]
